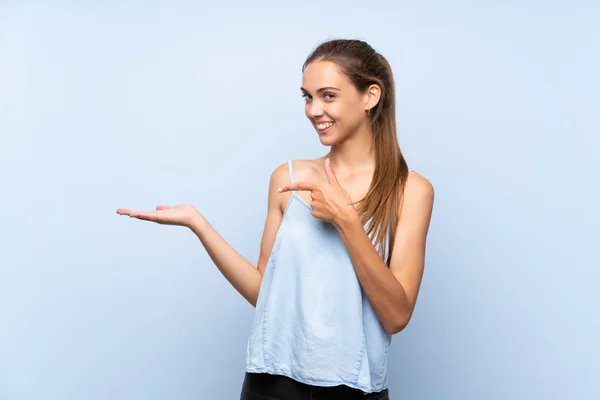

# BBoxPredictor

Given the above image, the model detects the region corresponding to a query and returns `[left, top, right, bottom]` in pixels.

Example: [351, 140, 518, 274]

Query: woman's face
[301, 60, 369, 146]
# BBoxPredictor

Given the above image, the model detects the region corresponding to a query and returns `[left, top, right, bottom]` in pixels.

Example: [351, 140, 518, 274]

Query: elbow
[385, 314, 411, 335]
[385, 322, 407, 335]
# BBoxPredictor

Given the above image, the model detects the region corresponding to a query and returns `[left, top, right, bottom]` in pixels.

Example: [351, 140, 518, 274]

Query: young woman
[117, 39, 434, 400]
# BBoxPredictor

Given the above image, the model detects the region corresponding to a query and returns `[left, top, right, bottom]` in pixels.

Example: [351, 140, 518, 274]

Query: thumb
[324, 158, 340, 185]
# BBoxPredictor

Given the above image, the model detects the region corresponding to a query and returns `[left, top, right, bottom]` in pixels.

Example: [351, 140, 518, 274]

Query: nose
[306, 100, 324, 119]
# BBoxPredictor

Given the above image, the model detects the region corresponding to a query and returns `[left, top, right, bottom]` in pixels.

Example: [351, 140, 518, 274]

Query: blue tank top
[245, 160, 394, 394]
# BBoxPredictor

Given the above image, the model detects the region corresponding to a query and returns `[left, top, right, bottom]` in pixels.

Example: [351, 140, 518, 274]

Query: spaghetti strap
[288, 160, 295, 184]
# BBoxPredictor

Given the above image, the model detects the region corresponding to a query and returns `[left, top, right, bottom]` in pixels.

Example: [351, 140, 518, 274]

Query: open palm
[116, 204, 200, 227]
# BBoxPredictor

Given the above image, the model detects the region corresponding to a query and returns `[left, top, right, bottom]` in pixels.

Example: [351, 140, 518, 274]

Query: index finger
[278, 181, 318, 193]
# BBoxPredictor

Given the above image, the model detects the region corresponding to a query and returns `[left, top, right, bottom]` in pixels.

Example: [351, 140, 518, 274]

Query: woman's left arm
[334, 172, 435, 335]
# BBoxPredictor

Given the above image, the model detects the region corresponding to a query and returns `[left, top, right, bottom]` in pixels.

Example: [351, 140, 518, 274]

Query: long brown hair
[303, 39, 409, 266]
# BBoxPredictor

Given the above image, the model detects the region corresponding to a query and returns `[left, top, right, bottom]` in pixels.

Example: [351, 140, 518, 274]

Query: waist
[240, 372, 390, 400]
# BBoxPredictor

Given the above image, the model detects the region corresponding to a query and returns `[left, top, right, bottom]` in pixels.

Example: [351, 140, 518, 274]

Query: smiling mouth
[316, 122, 334, 132]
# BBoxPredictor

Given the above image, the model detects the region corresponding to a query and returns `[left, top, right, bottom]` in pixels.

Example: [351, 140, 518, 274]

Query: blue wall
[1, 1, 598, 399]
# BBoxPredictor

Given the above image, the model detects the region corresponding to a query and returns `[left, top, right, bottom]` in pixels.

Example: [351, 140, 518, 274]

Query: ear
[364, 84, 382, 112]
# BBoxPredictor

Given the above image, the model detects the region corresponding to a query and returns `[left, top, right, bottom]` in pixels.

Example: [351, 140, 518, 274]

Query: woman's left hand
[278, 158, 356, 225]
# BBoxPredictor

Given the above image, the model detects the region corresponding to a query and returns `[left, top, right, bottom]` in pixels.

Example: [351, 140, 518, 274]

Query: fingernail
[277, 187, 283, 193]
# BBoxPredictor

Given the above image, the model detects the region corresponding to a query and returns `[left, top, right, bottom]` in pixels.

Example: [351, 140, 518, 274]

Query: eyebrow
[300, 86, 341, 94]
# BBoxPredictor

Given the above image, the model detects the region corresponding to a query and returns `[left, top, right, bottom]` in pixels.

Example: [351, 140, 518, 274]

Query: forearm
[189, 214, 263, 307]
[335, 210, 411, 334]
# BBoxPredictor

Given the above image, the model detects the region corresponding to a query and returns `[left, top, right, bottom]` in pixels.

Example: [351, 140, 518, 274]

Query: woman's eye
[324, 93, 335, 100]
[302, 93, 311, 102]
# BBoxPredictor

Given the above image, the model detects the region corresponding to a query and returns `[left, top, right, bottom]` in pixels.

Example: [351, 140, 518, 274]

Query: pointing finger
[278, 181, 318, 193]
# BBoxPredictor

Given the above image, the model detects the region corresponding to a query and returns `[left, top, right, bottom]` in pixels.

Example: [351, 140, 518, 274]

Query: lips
[316, 122, 334, 133]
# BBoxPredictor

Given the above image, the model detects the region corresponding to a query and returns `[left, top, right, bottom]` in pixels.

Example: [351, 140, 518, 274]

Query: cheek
[331, 104, 363, 128]
[324, 103, 344, 120]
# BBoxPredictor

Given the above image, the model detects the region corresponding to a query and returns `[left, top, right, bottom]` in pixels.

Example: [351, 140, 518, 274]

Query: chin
[318, 135, 338, 147]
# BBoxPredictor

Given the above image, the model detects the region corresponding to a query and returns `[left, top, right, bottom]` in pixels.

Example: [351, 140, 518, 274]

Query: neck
[327, 122, 376, 175]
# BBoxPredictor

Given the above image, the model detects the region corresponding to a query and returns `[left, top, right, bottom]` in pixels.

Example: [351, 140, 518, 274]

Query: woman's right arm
[117, 163, 291, 307]
[189, 162, 289, 307]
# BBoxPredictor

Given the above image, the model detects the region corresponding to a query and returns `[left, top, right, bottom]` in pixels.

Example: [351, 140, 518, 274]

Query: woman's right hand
[116, 204, 203, 229]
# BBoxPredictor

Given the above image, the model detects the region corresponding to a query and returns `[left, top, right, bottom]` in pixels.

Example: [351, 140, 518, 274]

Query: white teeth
[317, 122, 333, 130]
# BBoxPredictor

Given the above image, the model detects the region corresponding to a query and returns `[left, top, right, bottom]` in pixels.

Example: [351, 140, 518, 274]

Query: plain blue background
[1, 1, 598, 399]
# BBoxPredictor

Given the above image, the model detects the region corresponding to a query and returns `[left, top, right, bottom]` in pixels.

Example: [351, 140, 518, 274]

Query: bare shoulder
[403, 170, 435, 210]
[270, 161, 290, 185]
[269, 158, 322, 188]
[267, 162, 292, 212]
